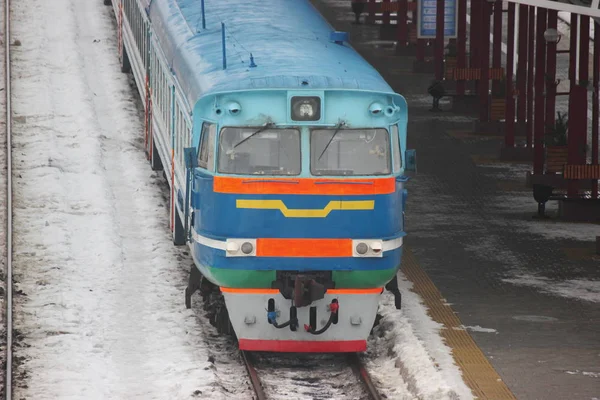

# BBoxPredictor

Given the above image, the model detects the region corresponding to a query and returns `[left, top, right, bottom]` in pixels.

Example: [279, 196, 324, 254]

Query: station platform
[311, 1, 600, 399]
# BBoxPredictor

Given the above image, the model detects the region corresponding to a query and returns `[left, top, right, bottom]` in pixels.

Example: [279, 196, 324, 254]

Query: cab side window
[198, 123, 216, 171]
[391, 125, 402, 173]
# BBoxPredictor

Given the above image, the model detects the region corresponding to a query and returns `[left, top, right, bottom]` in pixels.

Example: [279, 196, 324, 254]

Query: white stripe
[191, 230, 227, 251]
[383, 237, 404, 252]
[191, 232, 403, 254]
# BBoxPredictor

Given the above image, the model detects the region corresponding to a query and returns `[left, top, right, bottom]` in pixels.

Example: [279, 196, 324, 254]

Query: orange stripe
[214, 177, 395, 195]
[256, 238, 353, 257]
[327, 288, 384, 295]
[220, 288, 280, 294]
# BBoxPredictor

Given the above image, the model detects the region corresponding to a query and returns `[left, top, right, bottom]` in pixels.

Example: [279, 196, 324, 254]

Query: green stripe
[201, 265, 399, 289]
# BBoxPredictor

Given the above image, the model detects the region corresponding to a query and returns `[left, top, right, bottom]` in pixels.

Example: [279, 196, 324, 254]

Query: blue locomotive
[108, 0, 416, 352]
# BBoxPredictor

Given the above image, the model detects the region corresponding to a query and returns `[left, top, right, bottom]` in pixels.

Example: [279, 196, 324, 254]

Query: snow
[565, 370, 600, 378]
[455, 325, 498, 334]
[502, 275, 600, 303]
[0, 0, 7, 392]
[366, 273, 474, 400]
[5, 0, 476, 399]
[10, 0, 250, 398]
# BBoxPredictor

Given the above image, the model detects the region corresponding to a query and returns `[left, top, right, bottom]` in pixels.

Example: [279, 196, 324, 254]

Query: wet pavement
[311, 1, 600, 399]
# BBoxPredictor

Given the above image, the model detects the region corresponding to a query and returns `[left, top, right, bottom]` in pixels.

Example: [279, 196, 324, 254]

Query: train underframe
[186, 265, 402, 352]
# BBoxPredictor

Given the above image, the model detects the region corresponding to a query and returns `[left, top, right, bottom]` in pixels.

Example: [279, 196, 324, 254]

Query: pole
[222, 22, 226, 70]
[415, 8, 425, 63]
[516, 5, 528, 128]
[569, 14, 578, 93]
[368, 0, 376, 24]
[579, 15, 590, 161]
[492, 0, 502, 95]
[526, 6, 535, 148]
[505, 2, 516, 148]
[435, 0, 445, 81]
[397, 0, 408, 48]
[533, 7, 547, 175]
[201, 0, 206, 29]
[545, 10, 558, 144]
[593, 21, 600, 198]
[479, 1, 491, 122]
[383, 0, 390, 25]
[568, 87, 587, 197]
[457, 0, 466, 95]
[469, 0, 479, 73]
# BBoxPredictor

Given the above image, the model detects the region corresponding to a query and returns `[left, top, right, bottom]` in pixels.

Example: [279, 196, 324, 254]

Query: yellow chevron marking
[235, 200, 375, 218]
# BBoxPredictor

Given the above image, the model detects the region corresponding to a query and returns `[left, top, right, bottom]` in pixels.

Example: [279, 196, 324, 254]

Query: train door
[182, 121, 215, 244]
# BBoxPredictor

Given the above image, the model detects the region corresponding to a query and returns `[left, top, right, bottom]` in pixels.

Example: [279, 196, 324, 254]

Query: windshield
[218, 127, 301, 175]
[311, 128, 391, 176]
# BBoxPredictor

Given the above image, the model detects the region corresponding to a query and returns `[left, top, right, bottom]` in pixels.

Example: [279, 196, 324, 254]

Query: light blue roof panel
[148, 0, 395, 107]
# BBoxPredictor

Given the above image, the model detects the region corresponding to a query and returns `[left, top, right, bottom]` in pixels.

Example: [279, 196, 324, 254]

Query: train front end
[186, 89, 415, 352]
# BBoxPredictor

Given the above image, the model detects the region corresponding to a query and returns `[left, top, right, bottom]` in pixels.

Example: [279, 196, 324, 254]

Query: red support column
[516, 5, 529, 127]
[368, 0, 376, 24]
[492, 0, 503, 95]
[569, 14, 578, 93]
[469, 0, 480, 71]
[533, 7, 547, 175]
[567, 16, 590, 198]
[579, 16, 590, 159]
[545, 10, 558, 140]
[383, 0, 391, 25]
[593, 22, 600, 198]
[505, 2, 516, 148]
[526, 7, 535, 148]
[457, 0, 467, 95]
[479, 1, 491, 122]
[416, 8, 425, 63]
[568, 86, 587, 197]
[397, 0, 408, 48]
[435, 0, 445, 81]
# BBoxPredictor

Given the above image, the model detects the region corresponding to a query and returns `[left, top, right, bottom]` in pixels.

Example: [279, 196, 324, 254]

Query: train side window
[391, 125, 402, 172]
[198, 123, 216, 171]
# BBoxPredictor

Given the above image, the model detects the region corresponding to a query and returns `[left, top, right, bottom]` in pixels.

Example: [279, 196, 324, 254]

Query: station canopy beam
[505, 0, 600, 19]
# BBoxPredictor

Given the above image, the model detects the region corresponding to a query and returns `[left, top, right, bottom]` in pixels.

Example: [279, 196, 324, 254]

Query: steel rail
[240, 351, 267, 400]
[4, 0, 12, 397]
[241, 350, 381, 400]
[348, 353, 382, 400]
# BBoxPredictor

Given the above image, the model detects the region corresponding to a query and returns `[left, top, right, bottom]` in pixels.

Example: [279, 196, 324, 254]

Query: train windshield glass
[218, 127, 301, 175]
[310, 128, 391, 176]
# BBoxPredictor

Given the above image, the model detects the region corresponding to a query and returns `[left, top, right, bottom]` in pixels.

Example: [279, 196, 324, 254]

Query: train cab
[182, 89, 415, 352]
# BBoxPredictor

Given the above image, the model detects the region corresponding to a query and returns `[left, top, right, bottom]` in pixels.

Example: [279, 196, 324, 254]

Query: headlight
[225, 239, 256, 257]
[291, 96, 321, 121]
[356, 242, 369, 255]
[226, 242, 240, 254]
[370, 242, 382, 254]
[241, 242, 254, 255]
[352, 239, 384, 257]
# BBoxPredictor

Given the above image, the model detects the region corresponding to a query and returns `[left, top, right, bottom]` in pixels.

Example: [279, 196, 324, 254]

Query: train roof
[146, 0, 395, 109]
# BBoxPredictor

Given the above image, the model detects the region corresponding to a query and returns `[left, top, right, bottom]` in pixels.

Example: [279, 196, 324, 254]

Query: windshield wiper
[232, 122, 274, 149]
[318, 122, 344, 161]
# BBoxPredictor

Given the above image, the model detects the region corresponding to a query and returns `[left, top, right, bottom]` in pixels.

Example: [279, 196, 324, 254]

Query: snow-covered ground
[367, 276, 473, 400]
[5, 0, 476, 399]
[9, 0, 250, 398]
[0, 0, 7, 394]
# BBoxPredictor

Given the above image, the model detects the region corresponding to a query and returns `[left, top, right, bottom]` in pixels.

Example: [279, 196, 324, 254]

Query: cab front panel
[189, 173, 405, 289]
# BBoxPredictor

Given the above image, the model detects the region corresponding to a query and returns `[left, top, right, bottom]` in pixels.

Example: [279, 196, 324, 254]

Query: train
[106, 0, 416, 353]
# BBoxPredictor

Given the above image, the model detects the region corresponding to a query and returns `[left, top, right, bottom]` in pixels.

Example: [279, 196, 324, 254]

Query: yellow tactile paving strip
[402, 247, 517, 400]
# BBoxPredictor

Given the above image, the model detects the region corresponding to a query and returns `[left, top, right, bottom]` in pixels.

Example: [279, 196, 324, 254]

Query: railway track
[3, 0, 12, 398]
[241, 351, 381, 400]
